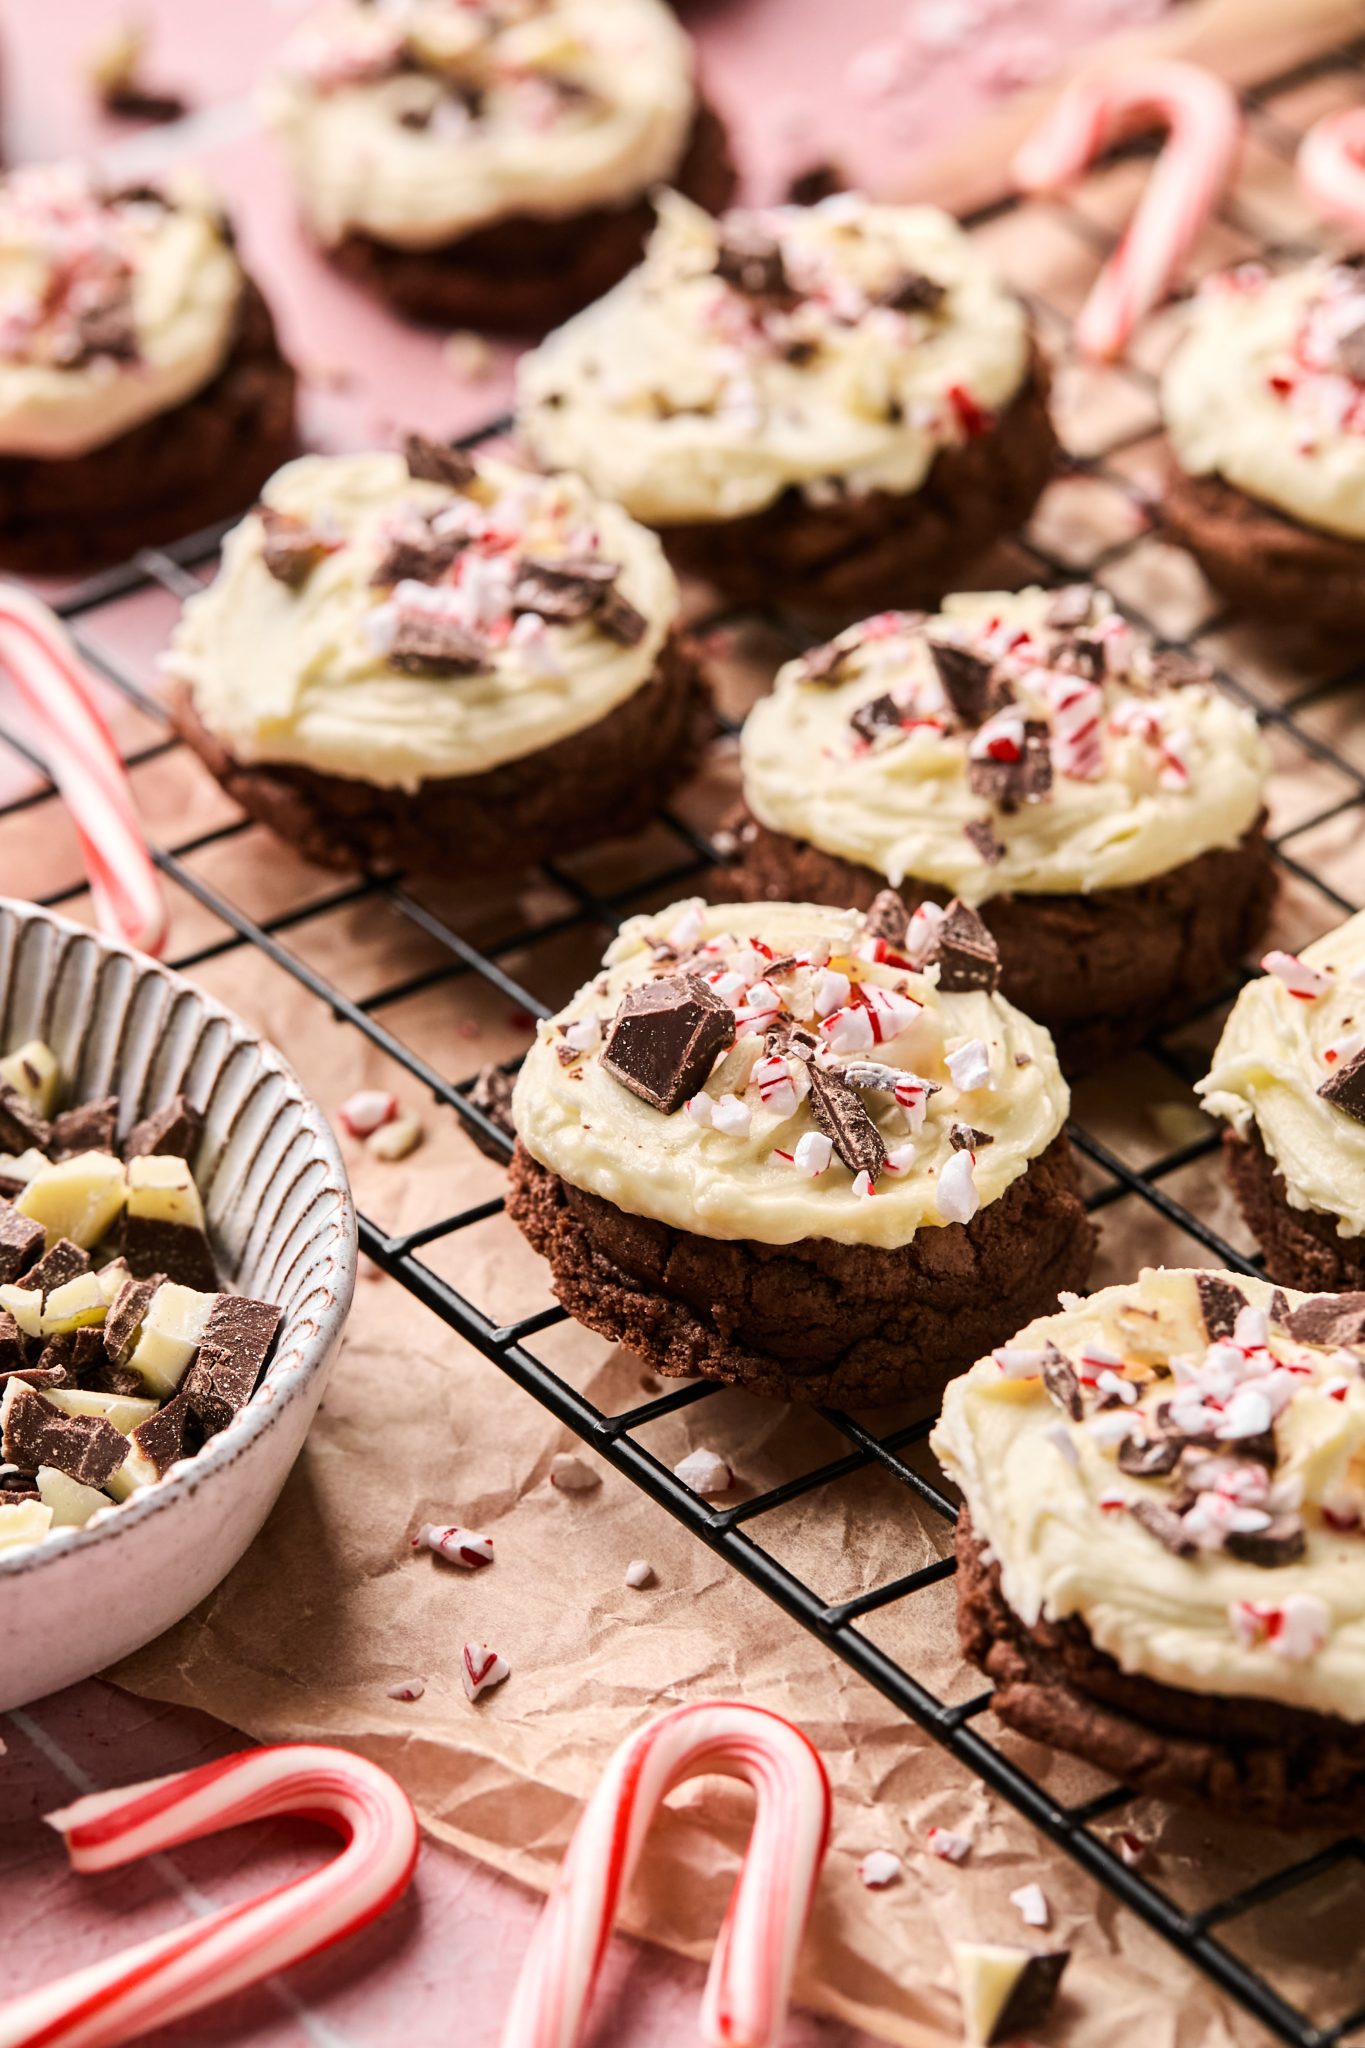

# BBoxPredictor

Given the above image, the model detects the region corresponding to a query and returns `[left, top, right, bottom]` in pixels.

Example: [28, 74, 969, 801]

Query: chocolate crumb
[950, 1123, 994, 1151]
[1128, 1498, 1198, 1557]
[714, 220, 797, 304]
[1041, 1343, 1082, 1421]
[1117, 1433, 1181, 1478]
[963, 818, 1004, 865]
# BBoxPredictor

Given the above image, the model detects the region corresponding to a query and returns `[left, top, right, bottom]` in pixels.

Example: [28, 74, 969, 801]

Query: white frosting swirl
[1198, 911, 1365, 1240]
[741, 588, 1269, 905]
[933, 1268, 1365, 1721]
[167, 450, 679, 789]
[0, 165, 243, 461]
[512, 897, 1070, 1250]
[268, 0, 697, 248]
[517, 193, 1032, 526]
[1163, 259, 1365, 541]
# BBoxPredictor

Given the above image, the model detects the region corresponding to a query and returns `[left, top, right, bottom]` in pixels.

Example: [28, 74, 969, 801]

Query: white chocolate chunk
[126, 1154, 206, 1231]
[17, 1151, 127, 1250]
[0, 1498, 53, 1550]
[126, 1282, 216, 1398]
[0, 1284, 43, 1338]
[0, 1040, 59, 1117]
[96, 1258, 131, 1306]
[39, 1271, 109, 1336]
[38, 1465, 109, 1527]
[952, 1942, 1067, 2046]
[0, 1148, 48, 1188]
[103, 1445, 162, 1502]
[43, 1387, 158, 1433]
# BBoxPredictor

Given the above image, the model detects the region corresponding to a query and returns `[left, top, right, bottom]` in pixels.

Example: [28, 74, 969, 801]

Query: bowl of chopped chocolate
[0, 898, 355, 1708]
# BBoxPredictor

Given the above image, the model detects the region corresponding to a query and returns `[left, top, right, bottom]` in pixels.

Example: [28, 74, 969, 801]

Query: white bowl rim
[0, 895, 357, 1578]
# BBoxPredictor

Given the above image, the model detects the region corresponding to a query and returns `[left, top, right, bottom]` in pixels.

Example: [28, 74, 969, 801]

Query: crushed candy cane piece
[686, 1093, 715, 1128]
[994, 1345, 1049, 1380]
[858, 1849, 904, 1888]
[1114, 1831, 1148, 1869]
[387, 1678, 426, 1702]
[1230, 1592, 1330, 1661]
[462, 1642, 510, 1702]
[667, 900, 706, 951]
[624, 1559, 654, 1588]
[820, 1006, 876, 1055]
[946, 1039, 991, 1092]
[675, 1447, 732, 1496]
[1010, 1881, 1050, 1928]
[793, 1130, 833, 1176]
[812, 967, 851, 1017]
[338, 1089, 398, 1138]
[414, 1523, 494, 1569]
[367, 1113, 423, 1161]
[550, 1451, 601, 1493]
[711, 1093, 752, 1137]
[853, 1169, 876, 1199]
[936, 1148, 979, 1224]
[926, 1826, 972, 1864]
[1261, 950, 1333, 1000]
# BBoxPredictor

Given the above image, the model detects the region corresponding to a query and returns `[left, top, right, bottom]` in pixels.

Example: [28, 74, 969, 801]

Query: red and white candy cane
[501, 1700, 831, 2048]
[0, 586, 167, 956]
[0, 1744, 418, 2048]
[1013, 60, 1243, 361]
[1298, 107, 1365, 239]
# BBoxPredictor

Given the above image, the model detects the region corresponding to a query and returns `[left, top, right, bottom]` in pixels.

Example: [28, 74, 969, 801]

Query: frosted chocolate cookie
[934, 1267, 1365, 1827]
[517, 192, 1057, 614]
[166, 441, 710, 875]
[1199, 914, 1365, 1294]
[268, 0, 734, 331]
[0, 164, 296, 575]
[1162, 258, 1365, 635]
[507, 896, 1093, 1406]
[731, 585, 1274, 1072]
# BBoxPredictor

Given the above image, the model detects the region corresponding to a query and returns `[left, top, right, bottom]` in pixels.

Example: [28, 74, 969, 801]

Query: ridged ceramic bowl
[0, 898, 356, 1709]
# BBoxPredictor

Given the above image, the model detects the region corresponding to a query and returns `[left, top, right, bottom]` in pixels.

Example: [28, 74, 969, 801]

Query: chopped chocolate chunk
[403, 433, 475, 490]
[878, 270, 946, 315]
[124, 1095, 203, 1164]
[1051, 634, 1105, 682]
[714, 220, 796, 303]
[963, 818, 1004, 865]
[1225, 1515, 1306, 1568]
[124, 1217, 217, 1295]
[799, 640, 848, 685]
[850, 692, 905, 742]
[104, 1274, 162, 1365]
[50, 1097, 119, 1159]
[806, 1062, 886, 1179]
[1284, 1294, 1365, 1350]
[1153, 1400, 1222, 1452]
[0, 1467, 39, 1502]
[512, 554, 618, 623]
[1268, 1289, 1291, 1327]
[863, 889, 909, 949]
[1046, 584, 1096, 629]
[1041, 1344, 1082, 1421]
[30, 1329, 104, 1388]
[0, 1082, 51, 1155]
[258, 505, 331, 588]
[2, 1389, 127, 1489]
[1128, 1498, 1197, 1557]
[1336, 320, 1365, 384]
[59, 277, 138, 366]
[0, 1204, 44, 1285]
[601, 975, 736, 1116]
[182, 1296, 285, 1436]
[783, 160, 847, 206]
[928, 639, 994, 726]
[596, 587, 648, 647]
[131, 1388, 200, 1476]
[1195, 1271, 1249, 1342]
[102, 82, 189, 122]
[950, 1123, 994, 1151]
[25, 1239, 91, 1299]
[0, 1309, 26, 1373]
[388, 612, 488, 676]
[968, 721, 1053, 812]
[925, 899, 1001, 995]
[465, 1065, 516, 1161]
[371, 523, 465, 589]
[1146, 647, 1212, 691]
[1320, 1048, 1365, 1126]
[1117, 1432, 1181, 1478]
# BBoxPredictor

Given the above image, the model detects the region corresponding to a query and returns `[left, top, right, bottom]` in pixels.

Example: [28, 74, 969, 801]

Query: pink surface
[0, 1, 1172, 2041]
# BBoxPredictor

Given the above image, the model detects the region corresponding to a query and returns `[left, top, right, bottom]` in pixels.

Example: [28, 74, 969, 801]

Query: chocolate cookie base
[327, 102, 736, 333]
[1164, 458, 1365, 638]
[507, 1132, 1095, 1407]
[652, 351, 1057, 618]
[956, 1510, 1365, 1828]
[1223, 1124, 1365, 1293]
[0, 278, 296, 576]
[170, 629, 712, 877]
[727, 812, 1276, 1075]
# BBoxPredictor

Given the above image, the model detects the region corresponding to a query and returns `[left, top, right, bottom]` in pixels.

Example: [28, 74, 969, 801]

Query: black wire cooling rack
[6, 33, 1365, 2047]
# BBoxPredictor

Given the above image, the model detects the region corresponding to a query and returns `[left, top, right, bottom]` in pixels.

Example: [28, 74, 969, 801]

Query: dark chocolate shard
[968, 721, 1053, 812]
[512, 554, 618, 624]
[259, 505, 332, 588]
[1128, 1498, 1197, 1557]
[182, 1296, 285, 1436]
[1146, 647, 1212, 691]
[0, 1308, 27, 1374]
[1041, 1343, 1082, 1422]
[850, 692, 905, 742]
[600, 975, 736, 1116]
[1117, 1433, 1181, 1478]
[1319, 1048, 1365, 1126]
[1225, 1515, 1306, 1568]
[131, 1388, 201, 1476]
[104, 1274, 163, 1365]
[799, 640, 849, 685]
[0, 1082, 51, 1155]
[388, 612, 488, 676]
[50, 1097, 119, 1159]
[1336, 320, 1365, 383]
[465, 1065, 516, 1162]
[37, 1327, 105, 1382]
[596, 587, 648, 647]
[806, 1062, 886, 1179]
[371, 522, 465, 588]
[714, 220, 796, 303]
[1284, 1293, 1365, 1350]
[1268, 1288, 1292, 1327]
[25, 1239, 91, 1300]
[862, 889, 908, 949]
[929, 640, 995, 726]
[404, 432, 476, 490]
[1195, 1271, 1248, 1342]
[124, 1217, 217, 1294]
[2, 1389, 127, 1489]
[1046, 584, 1096, 629]
[877, 269, 946, 314]
[950, 1123, 994, 1151]
[0, 1204, 44, 1285]
[963, 818, 1004, 865]
[926, 898, 1001, 995]
[124, 1095, 203, 1164]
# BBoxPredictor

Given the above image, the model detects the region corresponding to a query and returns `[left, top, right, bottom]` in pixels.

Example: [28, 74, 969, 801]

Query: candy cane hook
[500, 1701, 832, 2048]
[1014, 60, 1243, 361]
[1298, 107, 1365, 239]
[0, 585, 167, 957]
[0, 1744, 419, 2048]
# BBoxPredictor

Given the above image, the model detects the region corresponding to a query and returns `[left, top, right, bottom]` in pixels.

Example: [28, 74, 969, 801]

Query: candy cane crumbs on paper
[1298, 107, 1365, 239]
[1013, 61, 1243, 361]
[499, 1701, 831, 2048]
[0, 586, 167, 957]
[0, 1744, 418, 2048]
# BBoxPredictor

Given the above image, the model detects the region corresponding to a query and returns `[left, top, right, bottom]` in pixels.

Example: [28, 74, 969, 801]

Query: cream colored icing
[1198, 911, 1365, 1240]
[741, 587, 1269, 905]
[269, 0, 696, 248]
[167, 449, 679, 789]
[933, 1267, 1365, 1720]
[0, 165, 243, 461]
[1163, 258, 1365, 541]
[512, 897, 1069, 1250]
[517, 192, 1032, 526]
